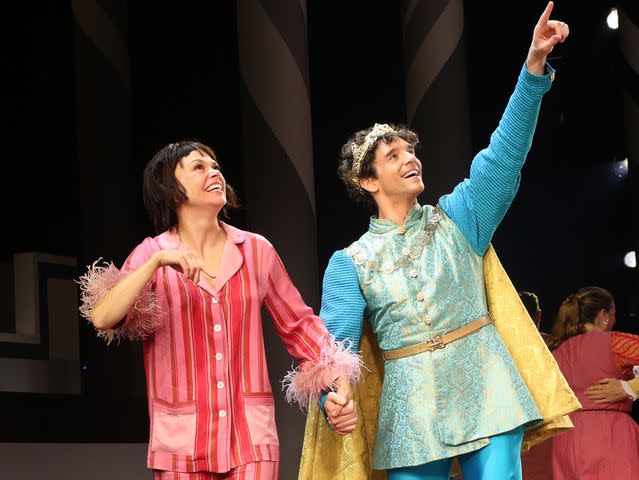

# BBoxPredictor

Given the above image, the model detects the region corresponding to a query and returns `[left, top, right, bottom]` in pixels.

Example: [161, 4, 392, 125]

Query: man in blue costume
[320, 3, 570, 479]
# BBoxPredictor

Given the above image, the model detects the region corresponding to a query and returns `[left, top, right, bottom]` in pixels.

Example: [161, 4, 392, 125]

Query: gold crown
[349, 123, 397, 186]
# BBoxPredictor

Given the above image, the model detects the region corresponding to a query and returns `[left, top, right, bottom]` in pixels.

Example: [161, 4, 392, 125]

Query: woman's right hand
[154, 250, 209, 284]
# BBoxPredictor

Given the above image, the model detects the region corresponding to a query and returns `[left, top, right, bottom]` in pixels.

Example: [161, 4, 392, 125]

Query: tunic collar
[369, 202, 422, 234]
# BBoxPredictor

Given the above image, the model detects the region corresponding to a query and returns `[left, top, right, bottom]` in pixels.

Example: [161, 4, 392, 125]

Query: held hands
[154, 250, 214, 284]
[526, 1, 569, 75]
[585, 378, 629, 404]
[324, 377, 358, 435]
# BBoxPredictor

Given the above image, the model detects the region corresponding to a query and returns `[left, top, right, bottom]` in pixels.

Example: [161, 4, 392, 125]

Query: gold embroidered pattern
[345, 205, 443, 274]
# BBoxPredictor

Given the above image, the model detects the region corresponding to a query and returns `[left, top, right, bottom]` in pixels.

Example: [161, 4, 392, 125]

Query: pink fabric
[77, 255, 160, 344]
[243, 397, 278, 446]
[151, 400, 198, 456]
[153, 461, 278, 479]
[550, 332, 639, 480]
[81, 223, 360, 473]
[282, 337, 361, 408]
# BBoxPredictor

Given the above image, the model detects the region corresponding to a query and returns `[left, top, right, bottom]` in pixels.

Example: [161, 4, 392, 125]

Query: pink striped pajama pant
[153, 461, 278, 480]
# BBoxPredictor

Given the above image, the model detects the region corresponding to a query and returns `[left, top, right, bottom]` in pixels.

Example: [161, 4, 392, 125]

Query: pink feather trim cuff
[77, 260, 160, 344]
[281, 337, 362, 410]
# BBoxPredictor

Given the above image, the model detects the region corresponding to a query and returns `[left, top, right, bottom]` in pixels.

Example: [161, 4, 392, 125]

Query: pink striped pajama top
[79, 223, 360, 474]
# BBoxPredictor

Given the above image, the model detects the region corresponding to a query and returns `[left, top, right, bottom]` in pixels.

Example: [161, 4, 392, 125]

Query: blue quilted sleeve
[320, 250, 366, 347]
[318, 249, 366, 424]
[440, 63, 554, 255]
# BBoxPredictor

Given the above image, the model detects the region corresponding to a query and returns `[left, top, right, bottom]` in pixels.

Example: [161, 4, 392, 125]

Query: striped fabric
[610, 331, 639, 376]
[152, 460, 278, 479]
[104, 223, 334, 474]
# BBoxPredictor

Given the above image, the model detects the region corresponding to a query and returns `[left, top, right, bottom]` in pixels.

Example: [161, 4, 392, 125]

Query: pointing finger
[537, 1, 554, 28]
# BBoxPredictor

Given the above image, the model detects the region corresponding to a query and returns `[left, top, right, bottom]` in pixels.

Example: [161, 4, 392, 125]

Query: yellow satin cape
[298, 246, 581, 479]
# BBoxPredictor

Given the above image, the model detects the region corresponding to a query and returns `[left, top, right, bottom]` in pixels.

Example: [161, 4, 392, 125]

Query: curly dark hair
[337, 124, 419, 210]
[143, 140, 239, 233]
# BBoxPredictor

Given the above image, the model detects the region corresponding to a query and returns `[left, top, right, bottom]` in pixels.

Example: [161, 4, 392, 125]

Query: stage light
[607, 8, 619, 30]
[625, 251, 636, 269]
[614, 158, 629, 179]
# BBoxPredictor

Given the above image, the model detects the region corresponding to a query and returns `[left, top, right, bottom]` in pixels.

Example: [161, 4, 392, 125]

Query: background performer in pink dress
[78, 140, 361, 479]
[549, 286, 639, 479]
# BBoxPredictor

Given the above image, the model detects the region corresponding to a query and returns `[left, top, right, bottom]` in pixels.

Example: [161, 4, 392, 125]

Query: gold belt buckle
[426, 335, 445, 351]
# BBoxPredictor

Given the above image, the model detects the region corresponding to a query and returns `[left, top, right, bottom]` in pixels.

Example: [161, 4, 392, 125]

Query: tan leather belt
[382, 315, 493, 360]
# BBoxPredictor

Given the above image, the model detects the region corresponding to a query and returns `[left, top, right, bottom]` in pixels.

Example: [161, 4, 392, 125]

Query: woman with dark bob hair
[78, 140, 360, 479]
[548, 286, 639, 479]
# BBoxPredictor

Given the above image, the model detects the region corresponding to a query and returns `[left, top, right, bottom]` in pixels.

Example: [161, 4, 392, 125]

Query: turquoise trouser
[387, 427, 524, 480]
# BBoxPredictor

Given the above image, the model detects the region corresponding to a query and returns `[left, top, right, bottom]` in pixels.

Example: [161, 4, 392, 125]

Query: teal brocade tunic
[320, 64, 554, 470]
